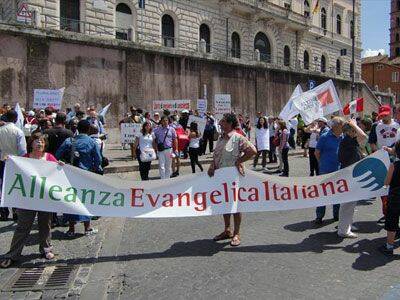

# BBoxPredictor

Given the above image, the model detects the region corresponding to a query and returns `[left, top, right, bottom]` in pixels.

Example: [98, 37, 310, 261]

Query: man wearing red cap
[368, 105, 400, 223]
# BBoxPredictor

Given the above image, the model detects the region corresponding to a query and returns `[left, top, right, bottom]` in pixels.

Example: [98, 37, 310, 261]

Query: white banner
[279, 85, 303, 121]
[99, 103, 111, 118]
[33, 88, 65, 110]
[120, 123, 141, 143]
[152, 100, 190, 112]
[188, 115, 206, 134]
[214, 94, 231, 115]
[1, 151, 390, 218]
[197, 99, 207, 116]
[292, 80, 342, 124]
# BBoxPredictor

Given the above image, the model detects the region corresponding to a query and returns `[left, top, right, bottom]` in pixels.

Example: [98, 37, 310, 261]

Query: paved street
[1, 153, 400, 299]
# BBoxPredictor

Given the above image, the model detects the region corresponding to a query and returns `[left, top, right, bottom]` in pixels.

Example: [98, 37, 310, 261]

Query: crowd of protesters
[1, 100, 400, 268]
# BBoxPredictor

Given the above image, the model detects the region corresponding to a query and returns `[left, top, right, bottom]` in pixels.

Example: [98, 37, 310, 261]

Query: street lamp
[351, 0, 355, 102]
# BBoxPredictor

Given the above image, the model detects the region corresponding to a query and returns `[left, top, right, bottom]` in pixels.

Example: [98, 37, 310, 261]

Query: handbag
[100, 143, 109, 168]
[157, 128, 169, 152]
[140, 147, 157, 162]
[272, 135, 280, 147]
[213, 127, 219, 141]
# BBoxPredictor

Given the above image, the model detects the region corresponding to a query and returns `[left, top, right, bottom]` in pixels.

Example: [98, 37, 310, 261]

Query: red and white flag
[343, 98, 363, 115]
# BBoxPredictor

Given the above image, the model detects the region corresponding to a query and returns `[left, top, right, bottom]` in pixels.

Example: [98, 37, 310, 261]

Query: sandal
[0, 259, 14, 268]
[213, 230, 233, 241]
[230, 235, 241, 247]
[65, 230, 75, 237]
[43, 247, 55, 260]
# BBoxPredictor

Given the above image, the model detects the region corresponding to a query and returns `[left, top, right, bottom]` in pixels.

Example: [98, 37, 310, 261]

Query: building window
[60, 0, 80, 32]
[115, 3, 132, 40]
[393, 72, 400, 82]
[397, 47, 400, 56]
[304, 0, 310, 17]
[336, 14, 341, 34]
[231, 32, 241, 58]
[321, 8, 327, 31]
[321, 55, 326, 73]
[199, 24, 211, 53]
[336, 59, 341, 75]
[254, 32, 271, 63]
[377, 64, 384, 70]
[284, 0, 291, 10]
[162, 14, 175, 47]
[350, 20, 354, 38]
[284, 46, 290, 66]
[304, 50, 310, 70]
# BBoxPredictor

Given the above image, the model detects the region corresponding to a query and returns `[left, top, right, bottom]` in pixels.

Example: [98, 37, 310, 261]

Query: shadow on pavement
[343, 237, 400, 271]
[284, 219, 335, 232]
[0, 222, 17, 234]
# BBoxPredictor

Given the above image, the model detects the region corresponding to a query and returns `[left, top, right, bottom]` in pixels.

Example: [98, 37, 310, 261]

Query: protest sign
[291, 80, 342, 124]
[214, 94, 231, 116]
[153, 100, 190, 112]
[120, 123, 141, 143]
[33, 88, 65, 110]
[188, 115, 207, 134]
[279, 85, 303, 121]
[197, 99, 207, 115]
[2, 151, 389, 218]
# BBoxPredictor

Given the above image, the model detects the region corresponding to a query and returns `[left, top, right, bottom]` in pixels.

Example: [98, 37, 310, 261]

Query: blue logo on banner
[352, 158, 387, 191]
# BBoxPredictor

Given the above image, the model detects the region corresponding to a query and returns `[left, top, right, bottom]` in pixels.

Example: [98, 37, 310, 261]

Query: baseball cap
[182, 109, 189, 113]
[28, 110, 35, 117]
[317, 117, 328, 123]
[378, 105, 392, 119]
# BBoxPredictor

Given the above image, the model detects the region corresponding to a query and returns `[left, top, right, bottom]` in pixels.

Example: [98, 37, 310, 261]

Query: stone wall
[0, 27, 376, 143]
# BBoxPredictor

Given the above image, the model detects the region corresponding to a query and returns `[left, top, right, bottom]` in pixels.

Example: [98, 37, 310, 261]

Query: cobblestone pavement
[1, 155, 400, 299]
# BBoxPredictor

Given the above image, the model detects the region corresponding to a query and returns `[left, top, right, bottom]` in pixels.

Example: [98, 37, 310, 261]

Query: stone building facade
[1, 0, 361, 79]
[391, 0, 400, 59]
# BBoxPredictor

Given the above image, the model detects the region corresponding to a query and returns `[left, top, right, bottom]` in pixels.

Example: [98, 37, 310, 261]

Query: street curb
[104, 150, 305, 174]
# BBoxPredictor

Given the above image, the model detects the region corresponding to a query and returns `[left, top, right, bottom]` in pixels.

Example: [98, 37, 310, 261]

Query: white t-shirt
[255, 128, 270, 151]
[138, 133, 155, 152]
[189, 137, 200, 148]
[375, 121, 400, 148]
[308, 132, 319, 148]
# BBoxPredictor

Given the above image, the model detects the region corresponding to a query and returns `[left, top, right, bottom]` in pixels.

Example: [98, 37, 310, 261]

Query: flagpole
[351, 0, 355, 102]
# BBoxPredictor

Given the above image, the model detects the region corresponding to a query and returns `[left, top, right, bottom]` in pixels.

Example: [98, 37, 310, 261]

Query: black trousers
[137, 148, 152, 181]
[202, 130, 214, 154]
[308, 148, 319, 176]
[269, 137, 277, 163]
[281, 148, 289, 176]
[0, 160, 9, 218]
[253, 150, 268, 168]
[189, 147, 203, 173]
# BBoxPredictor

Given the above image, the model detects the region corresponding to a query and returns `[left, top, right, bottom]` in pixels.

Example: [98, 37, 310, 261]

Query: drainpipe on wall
[226, 17, 229, 57]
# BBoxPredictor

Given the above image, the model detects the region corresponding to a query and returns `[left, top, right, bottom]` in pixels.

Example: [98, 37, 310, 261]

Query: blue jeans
[316, 204, 340, 220]
[315, 169, 340, 220]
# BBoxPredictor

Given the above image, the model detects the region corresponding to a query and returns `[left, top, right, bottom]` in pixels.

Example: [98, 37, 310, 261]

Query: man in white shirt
[0, 110, 27, 221]
[368, 105, 400, 224]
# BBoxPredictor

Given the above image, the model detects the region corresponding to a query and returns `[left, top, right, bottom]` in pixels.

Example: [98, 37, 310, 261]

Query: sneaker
[314, 218, 323, 225]
[338, 231, 358, 238]
[85, 228, 98, 236]
[377, 216, 386, 224]
[379, 245, 394, 256]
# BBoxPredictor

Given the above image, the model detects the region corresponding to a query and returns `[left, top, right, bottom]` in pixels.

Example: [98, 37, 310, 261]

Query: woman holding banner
[0, 133, 61, 268]
[208, 113, 257, 246]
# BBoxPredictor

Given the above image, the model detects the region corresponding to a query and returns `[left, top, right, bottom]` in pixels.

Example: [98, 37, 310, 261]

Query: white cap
[317, 117, 328, 123]
[182, 109, 189, 113]
[28, 111, 35, 117]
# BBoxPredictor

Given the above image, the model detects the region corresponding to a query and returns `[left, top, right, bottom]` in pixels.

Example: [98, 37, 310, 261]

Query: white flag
[99, 103, 111, 118]
[292, 80, 342, 124]
[14, 103, 24, 130]
[279, 84, 303, 121]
